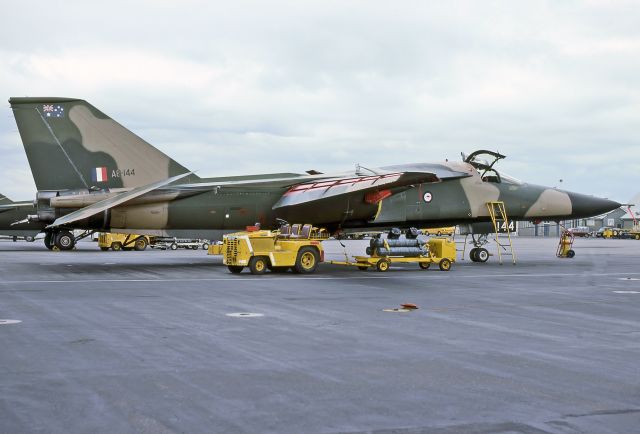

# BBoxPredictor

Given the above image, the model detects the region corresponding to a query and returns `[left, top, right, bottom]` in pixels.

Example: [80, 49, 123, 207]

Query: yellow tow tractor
[331, 234, 457, 272]
[98, 232, 151, 251]
[217, 224, 329, 275]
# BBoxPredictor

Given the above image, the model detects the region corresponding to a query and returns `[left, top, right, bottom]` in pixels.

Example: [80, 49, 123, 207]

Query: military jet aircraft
[8, 97, 621, 251]
[0, 193, 44, 241]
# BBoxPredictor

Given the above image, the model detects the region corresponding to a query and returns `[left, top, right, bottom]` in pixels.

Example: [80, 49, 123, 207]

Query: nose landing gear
[469, 246, 490, 263]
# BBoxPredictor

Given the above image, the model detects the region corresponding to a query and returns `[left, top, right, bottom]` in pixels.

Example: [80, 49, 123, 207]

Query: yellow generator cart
[98, 233, 151, 251]
[222, 224, 327, 275]
[556, 230, 576, 258]
[332, 237, 457, 272]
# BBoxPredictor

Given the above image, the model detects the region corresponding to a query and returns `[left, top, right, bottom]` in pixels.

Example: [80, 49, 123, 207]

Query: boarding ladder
[486, 201, 517, 265]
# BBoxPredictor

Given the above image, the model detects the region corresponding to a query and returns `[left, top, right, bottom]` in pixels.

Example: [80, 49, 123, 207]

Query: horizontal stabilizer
[47, 172, 193, 228]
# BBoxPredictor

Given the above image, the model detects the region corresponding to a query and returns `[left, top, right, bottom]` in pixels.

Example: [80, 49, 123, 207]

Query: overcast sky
[1, 0, 638, 204]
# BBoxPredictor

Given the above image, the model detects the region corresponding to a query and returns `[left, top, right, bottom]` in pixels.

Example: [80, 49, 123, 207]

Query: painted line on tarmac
[2, 271, 640, 285]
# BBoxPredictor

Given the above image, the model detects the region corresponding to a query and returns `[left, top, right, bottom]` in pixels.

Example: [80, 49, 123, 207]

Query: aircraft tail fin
[9, 97, 200, 191]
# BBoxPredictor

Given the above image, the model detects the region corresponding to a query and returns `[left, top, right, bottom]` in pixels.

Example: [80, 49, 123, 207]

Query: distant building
[516, 207, 630, 237]
[621, 192, 640, 229]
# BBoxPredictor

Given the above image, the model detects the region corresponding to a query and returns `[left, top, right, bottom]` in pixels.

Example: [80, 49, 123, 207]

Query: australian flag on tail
[92, 167, 108, 183]
[42, 104, 65, 118]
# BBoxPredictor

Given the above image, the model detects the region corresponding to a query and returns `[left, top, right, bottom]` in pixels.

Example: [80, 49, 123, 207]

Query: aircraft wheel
[112, 242, 122, 251]
[469, 248, 478, 262]
[439, 258, 452, 271]
[249, 256, 268, 275]
[55, 230, 75, 251]
[170, 243, 178, 250]
[228, 265, 244, 274]
[100, 247, 109, 251]
[419, 262, 431, 270]
[134, 237, 148, 251]
[294, 247, 319, 274]
[566, 249, 576, 258]
[376, 258, 390, 272]
[476, 248, 489, 263]
[44, 232, 54, 250]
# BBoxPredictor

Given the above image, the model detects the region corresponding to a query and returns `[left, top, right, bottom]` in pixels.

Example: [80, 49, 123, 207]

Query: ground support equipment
[556, 229, 576, 258]
[331, 236, 456, 272]
[221, 223, 328, 275]
[486, 201, 517, 265]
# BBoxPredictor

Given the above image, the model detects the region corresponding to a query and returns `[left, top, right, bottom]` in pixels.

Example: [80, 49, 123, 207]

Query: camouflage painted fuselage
[8, 97, 620, 237]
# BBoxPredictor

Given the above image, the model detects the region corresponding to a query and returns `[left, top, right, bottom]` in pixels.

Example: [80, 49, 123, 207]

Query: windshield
[480, 169, 523, 185]
[499, 172, 523, 185]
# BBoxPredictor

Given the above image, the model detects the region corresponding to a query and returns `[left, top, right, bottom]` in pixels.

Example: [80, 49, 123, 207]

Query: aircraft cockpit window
[481, 169, 501, 183]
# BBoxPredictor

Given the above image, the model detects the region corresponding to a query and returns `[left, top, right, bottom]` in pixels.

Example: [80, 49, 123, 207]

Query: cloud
[0, 0, 639, 203]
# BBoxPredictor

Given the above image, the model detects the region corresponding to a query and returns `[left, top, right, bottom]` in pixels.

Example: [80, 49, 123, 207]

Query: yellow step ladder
[486, 201, 517, 265]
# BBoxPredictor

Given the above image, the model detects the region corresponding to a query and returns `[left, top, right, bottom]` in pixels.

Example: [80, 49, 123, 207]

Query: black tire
[376, 258, 390, 272]
[294, 247, 320, 274]
[566, 249, 576, 258]
[635, 235, 640, 241]
[439, 258, 452, 271]
[202, 243, 209, 250]
[476, 248, 489, 263]
[192, 245, 198, 250]
[365, 246, 372, 256]
[112, 242, 122, 251]
[55, 231, 75, 251]
[469, 248, 478, 262]
[170, 243, 178, 250]
[228, 265, 243, 274]
[134, 237, 148, 251]
[100, 247, 109, 251]
[44, 232, 54, 250]
[25, 236, 34, 242]
[249, 256, 268, 275]
[419, 262, 431, 270]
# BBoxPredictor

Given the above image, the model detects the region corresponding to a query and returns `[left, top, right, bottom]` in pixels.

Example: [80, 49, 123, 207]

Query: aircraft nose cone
[568, 192, 621, 218]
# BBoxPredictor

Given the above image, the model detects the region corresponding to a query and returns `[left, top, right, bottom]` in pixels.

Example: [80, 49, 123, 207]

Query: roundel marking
[423, 192, 433, 203]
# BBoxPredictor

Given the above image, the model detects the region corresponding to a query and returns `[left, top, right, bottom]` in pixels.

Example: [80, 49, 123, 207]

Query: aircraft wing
[272, 170, 462, 209]
[46, 172, 193, 228]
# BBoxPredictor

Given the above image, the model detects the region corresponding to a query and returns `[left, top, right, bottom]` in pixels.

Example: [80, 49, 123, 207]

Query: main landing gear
[43, 229, 94, 251]
[44, 230, 75, 251]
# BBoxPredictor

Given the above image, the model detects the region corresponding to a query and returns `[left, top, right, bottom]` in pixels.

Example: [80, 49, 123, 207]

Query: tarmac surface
[1, 236, 639, 434]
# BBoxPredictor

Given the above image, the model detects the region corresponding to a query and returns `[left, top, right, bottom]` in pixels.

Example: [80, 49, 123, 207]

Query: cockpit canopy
[462, 149, 522, 185]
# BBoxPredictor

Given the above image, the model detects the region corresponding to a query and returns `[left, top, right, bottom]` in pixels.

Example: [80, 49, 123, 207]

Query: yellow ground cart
[556, 229, 576, 258]
[331, 237, 457, 272]
[98, 233, 151, 251]
[216, 224, 329, 275]
[421, 227, 455, 236]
